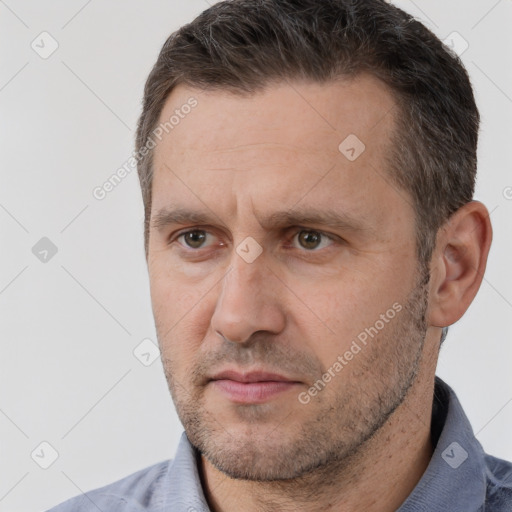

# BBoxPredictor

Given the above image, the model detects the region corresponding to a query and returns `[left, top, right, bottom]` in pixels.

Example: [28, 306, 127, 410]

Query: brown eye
[182, 230, 207, 248]
[297, 230, 324, 250]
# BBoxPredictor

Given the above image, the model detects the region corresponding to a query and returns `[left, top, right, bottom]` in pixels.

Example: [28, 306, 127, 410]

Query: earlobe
[428, 201, 493, 329]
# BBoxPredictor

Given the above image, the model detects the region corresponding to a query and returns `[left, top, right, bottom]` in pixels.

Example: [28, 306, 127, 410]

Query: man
[48, 0, 512, 510]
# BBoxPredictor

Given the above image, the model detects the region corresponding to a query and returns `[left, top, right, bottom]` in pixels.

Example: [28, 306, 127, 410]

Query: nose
[210, 248, 286, 344]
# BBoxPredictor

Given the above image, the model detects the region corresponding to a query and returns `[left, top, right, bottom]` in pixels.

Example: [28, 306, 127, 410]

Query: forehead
[150, 75, 407, 231]
[155, 74, 396, 160]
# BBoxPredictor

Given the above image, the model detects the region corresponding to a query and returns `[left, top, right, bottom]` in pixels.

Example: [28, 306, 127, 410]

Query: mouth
[208, 369, 302, 404]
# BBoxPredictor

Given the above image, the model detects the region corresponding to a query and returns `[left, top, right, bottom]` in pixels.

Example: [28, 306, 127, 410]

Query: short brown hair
[136, 0, 479, 265]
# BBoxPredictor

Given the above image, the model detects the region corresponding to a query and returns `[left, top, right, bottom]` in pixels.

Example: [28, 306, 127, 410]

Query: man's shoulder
[46, 459, 172, 512]
[484, 453, 512, 509]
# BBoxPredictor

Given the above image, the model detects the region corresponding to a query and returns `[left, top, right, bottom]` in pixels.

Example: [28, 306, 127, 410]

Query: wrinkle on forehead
[163, 136, 341, 180]
[202, 142, 327, 154]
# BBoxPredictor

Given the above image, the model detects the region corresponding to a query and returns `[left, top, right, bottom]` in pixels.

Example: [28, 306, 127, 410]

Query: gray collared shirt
[47, 378, 512, 511]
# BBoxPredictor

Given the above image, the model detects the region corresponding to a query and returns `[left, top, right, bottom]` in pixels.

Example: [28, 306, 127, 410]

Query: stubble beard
[160, 267, 430, 485]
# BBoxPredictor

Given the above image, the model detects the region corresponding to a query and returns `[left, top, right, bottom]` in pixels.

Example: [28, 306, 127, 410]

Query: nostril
[215, 330, 243, 344]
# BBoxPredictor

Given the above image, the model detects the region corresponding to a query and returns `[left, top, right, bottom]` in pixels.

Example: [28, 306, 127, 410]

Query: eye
[176, 229, 215, 249]
[292, 230, 334, 250]
[172, 228, 336, 254]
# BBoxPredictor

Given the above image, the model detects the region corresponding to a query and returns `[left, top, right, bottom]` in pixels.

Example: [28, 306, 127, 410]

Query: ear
[428, 201, 493, 328]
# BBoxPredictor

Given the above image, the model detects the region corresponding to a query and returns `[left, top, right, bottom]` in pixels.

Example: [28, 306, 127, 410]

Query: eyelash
[170, 228, 339, 253]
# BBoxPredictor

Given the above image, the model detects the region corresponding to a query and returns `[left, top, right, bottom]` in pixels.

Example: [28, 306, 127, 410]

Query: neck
[200, 359, 436, 512]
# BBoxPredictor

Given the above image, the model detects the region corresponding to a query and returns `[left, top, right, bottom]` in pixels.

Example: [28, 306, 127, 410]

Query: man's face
[148, 76, 429, 480]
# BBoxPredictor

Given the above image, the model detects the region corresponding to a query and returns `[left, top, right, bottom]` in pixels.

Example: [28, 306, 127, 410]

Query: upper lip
[209, 369, 298, 383]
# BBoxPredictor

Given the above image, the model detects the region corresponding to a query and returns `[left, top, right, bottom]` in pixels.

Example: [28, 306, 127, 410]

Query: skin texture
[147, 75, 492, 512]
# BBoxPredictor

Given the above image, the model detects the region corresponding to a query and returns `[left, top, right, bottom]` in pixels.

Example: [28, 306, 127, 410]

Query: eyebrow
[151, 206, 373, 235]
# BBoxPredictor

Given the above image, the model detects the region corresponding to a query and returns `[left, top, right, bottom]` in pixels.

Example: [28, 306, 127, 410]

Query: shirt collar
[397, 376, 487, 511]
[162, 377, 487, 512]
[161, 432, 211, 511]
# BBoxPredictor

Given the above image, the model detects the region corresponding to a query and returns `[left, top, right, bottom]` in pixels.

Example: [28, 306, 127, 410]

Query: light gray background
[1, 1, 511, 510]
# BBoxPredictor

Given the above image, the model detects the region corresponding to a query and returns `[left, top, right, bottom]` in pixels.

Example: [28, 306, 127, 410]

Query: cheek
[149, 271, 214, 362]
[154, 311, 206, 383]
[291, 272, 405, 359]
[149, 259, 211, 322]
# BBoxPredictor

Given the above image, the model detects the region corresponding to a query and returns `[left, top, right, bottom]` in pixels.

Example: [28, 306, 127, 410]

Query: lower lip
[211, 379, 298, 404]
